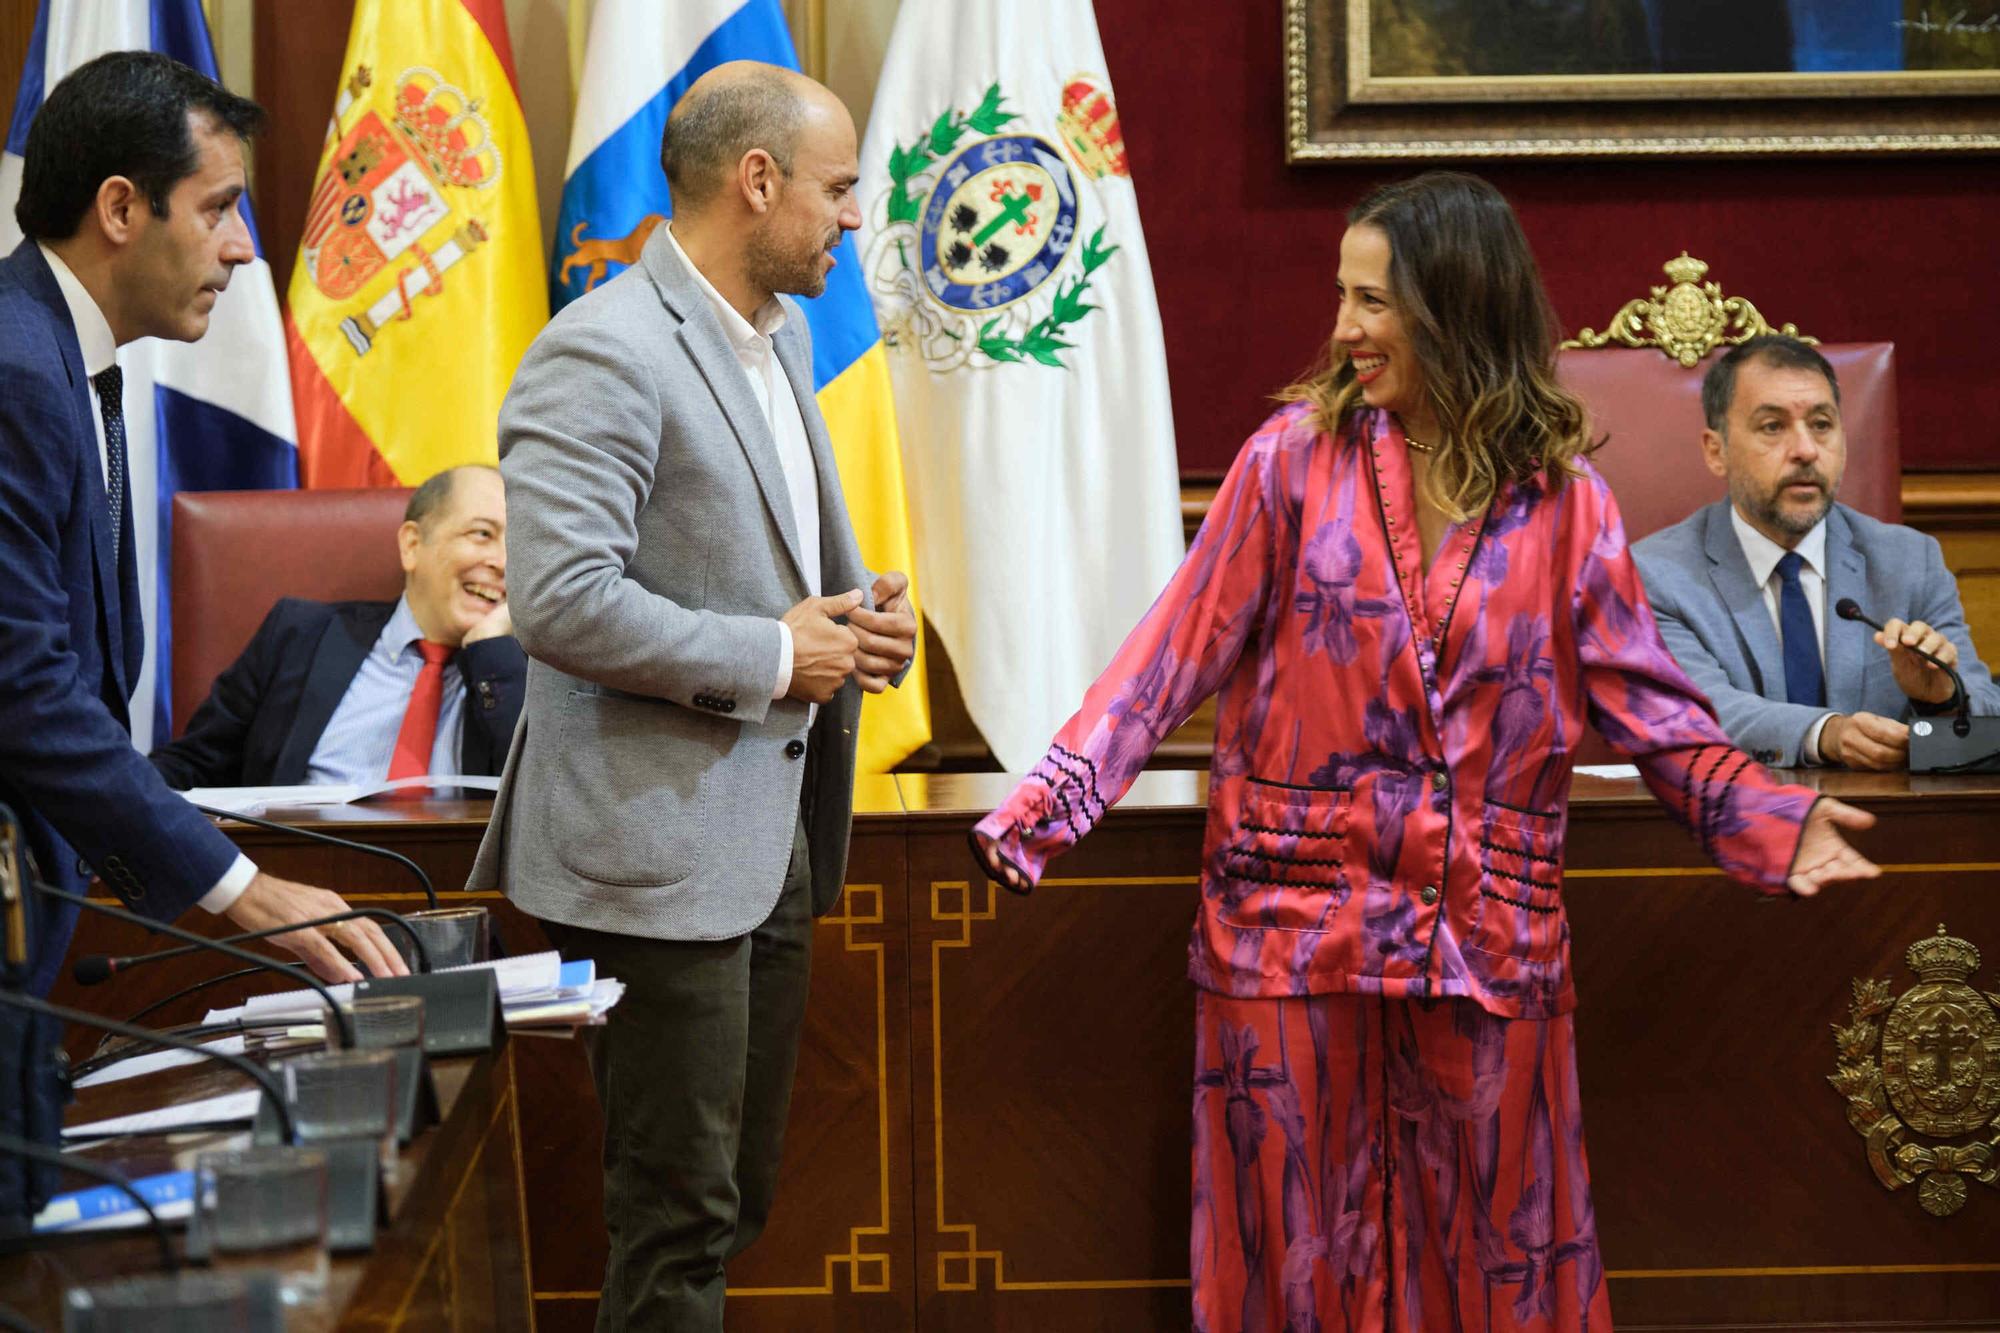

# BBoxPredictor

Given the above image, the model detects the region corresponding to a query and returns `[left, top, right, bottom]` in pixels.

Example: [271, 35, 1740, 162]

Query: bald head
[662, 61, 841, 212]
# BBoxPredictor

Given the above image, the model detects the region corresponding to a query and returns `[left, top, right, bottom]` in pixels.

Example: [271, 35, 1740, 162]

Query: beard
[1740, 465, 1837, 539]
[745, 223, 836, 299]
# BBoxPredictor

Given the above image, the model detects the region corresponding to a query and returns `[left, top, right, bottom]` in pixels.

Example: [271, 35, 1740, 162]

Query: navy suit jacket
[1632, 500, 2000, 766]
[0, 241, 241, 989]
[149, 598, 527, 789]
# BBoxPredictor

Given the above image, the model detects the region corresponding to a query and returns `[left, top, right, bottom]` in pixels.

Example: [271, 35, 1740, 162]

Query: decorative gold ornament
[1562, 253, 1816, 367]
[1828, 925, 2000, 1218]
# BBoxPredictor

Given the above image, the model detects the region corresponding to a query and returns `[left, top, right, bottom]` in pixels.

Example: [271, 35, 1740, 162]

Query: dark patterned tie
[91, 366, 128, 563]
[1776, 551, 1824, 708]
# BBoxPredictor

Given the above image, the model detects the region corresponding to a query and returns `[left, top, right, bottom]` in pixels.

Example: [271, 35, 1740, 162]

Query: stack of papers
[198, 950, 624, 1034]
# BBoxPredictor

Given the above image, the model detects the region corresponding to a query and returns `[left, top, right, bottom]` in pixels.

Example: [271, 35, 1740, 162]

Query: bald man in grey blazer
[469, 63, 916, 1331]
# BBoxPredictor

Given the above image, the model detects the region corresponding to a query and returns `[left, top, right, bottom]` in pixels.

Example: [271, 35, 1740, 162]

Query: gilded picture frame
[1284, 0, 2000, 160]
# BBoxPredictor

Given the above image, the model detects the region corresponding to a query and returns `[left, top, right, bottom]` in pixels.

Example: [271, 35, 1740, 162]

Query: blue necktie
[91, 366, 128, 564]
[1776, 551, 1823, 708]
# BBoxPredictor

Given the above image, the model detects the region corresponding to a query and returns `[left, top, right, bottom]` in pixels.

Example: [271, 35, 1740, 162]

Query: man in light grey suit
[1633, 334, 2000, 769]
[468, 63, 916, 1330]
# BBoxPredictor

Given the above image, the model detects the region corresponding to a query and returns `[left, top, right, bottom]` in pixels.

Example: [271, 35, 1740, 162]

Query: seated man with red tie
[150, 464, 524, 789]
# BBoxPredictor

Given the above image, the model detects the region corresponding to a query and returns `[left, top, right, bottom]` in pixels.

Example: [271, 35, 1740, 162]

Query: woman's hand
[972, 831, 1028, 892]
[1785, 798, 1881, 897]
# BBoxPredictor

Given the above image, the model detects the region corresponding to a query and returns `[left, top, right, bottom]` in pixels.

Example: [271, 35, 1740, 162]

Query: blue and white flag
[553, 0, 930, 772]
[0, 0, 298, 750]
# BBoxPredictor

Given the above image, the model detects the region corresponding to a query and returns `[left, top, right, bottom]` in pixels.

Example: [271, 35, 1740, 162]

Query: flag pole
[802, 0, 827, 82]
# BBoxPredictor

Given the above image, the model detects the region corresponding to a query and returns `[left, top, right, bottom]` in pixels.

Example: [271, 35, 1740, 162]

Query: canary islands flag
[556, 0, 929, 773]
[0, 0, 298, 750]
[286, 0, 546, 488]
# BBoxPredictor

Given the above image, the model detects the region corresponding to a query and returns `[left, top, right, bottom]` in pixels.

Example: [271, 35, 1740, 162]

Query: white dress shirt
[661, 224, 821, 704]
[1730, 506, 1834, 763]
[306, 596, 467, 785]
[40, 244, 257, 913]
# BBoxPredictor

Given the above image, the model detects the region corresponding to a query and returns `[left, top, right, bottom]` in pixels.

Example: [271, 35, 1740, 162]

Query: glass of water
[392, 906, 491, 972]
[340, 994, 426, 1050]
[192, 1146, 329, 1306]
[64, 1269, 284, 1330]
[277, 1048, 398, 1155]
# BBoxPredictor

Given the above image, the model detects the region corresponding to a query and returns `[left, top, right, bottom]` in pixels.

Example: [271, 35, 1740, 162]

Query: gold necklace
[1404, 433, 1435, 454]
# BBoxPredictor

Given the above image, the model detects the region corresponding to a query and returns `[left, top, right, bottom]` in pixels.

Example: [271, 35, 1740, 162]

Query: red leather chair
[169, 488, 413, 737]
[1557, 342, 1900, 544]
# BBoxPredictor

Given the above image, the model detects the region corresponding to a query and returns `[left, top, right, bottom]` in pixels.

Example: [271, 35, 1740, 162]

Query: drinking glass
[391, 906, 491, 972]
[192, 1146, 329, 1305]
[340, 994, 426, 1050]
[64, 1269, 284, 1330]
[277, 1048, 398, 1155]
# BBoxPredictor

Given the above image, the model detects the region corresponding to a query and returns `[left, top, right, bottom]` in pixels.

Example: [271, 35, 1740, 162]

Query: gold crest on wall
[1829, 925, 2000, 1217]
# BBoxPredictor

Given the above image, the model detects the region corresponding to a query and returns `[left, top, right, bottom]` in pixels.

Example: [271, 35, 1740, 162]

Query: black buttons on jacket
[101, 854, 145, 904]
[691, 691, 735, 713]
[785, 739, 806, 759]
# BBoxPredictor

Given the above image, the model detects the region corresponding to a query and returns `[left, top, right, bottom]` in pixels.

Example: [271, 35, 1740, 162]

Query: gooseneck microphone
[0, 1129, 177, 1272]
[191, 803, 438, 910]
[0, 991, 295, 1145]
[1834, 596, 2000, 773]
[1833, 597, 1969, 724]
[34, 884, 354, 1049]
[72, 905, 432, 986]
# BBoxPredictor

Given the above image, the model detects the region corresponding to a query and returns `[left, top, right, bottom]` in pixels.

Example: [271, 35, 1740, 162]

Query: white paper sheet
[63, 1088, 262, 1139]
[72, 1036, 249, 1090]
[183, 774, 501, 817]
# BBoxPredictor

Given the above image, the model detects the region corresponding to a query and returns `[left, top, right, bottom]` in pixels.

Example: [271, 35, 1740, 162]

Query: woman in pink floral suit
[971, 172, 1881, 1333]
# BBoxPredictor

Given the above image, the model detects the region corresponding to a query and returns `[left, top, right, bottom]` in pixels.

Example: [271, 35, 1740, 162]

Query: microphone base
[1910, 715, 2000, 773]
[357, 968, 506, 1056]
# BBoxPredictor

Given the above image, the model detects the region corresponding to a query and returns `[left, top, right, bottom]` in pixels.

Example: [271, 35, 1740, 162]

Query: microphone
[0, 1129, 177, 1270]
[1834, 597, 2000, 773]
[0, 990, 294, 1145]
[1833, 598, 1969, 724]
[191, 803, 438, 909]
[72, 906, 432, 986]
[33, 884, 354, 1049]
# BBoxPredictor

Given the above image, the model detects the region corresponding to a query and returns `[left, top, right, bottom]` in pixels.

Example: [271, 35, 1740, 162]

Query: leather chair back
[1557, 341, 1900, 544]
[170, 488, 413, 737]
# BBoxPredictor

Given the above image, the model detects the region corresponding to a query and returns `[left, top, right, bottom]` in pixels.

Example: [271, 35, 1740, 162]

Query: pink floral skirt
[1192, 991, 1613, 1332]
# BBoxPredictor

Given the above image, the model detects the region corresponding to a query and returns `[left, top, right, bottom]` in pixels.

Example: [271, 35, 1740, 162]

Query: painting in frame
[1285, 0, 2000, 160]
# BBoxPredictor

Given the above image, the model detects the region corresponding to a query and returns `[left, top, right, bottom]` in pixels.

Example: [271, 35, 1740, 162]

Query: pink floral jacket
[974, 403, 1817, 1019]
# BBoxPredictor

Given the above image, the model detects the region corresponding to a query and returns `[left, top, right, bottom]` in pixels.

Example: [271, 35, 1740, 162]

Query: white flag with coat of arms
[855, 0, 1183, 772]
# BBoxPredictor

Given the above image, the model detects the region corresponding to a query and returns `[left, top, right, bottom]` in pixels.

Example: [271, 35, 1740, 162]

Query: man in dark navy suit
[0, 52, 406, 992]
[151, 464, 526, 790]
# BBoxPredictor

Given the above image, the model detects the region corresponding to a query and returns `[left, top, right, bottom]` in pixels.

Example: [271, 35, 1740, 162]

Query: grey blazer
[1632, 500, 2000, 767]
[468, 226, 871, 939]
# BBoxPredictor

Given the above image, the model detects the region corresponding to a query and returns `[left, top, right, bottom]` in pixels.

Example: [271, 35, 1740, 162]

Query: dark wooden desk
[0, 1047, 532, 1329]
[50, 772, 2000, 1331]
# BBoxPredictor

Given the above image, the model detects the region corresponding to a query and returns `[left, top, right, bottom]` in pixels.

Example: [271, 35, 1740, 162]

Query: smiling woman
[971, 170, 1882, 1332]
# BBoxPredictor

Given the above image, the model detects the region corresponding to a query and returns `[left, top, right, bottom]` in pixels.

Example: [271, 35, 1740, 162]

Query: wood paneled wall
[0, 3, 35, 140]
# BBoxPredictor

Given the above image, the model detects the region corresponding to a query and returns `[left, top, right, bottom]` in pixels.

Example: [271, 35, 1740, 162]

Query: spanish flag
[553, 0, 931, 774]
[286, 0, 546, 487]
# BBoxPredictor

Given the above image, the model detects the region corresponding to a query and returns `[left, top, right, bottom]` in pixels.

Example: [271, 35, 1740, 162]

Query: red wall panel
[1094, 0, 2000, 474]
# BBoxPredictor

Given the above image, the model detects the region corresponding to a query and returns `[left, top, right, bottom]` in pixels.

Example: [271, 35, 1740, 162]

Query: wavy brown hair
[1284, 171, 1595, 521]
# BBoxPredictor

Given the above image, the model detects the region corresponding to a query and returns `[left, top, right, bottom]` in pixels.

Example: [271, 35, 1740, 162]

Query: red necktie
[387, 641, 455, 781]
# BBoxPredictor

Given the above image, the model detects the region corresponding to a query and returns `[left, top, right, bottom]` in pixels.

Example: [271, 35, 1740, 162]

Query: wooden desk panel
[46, 773, 2000, 1330]
[905, 772, 1203, 1333]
